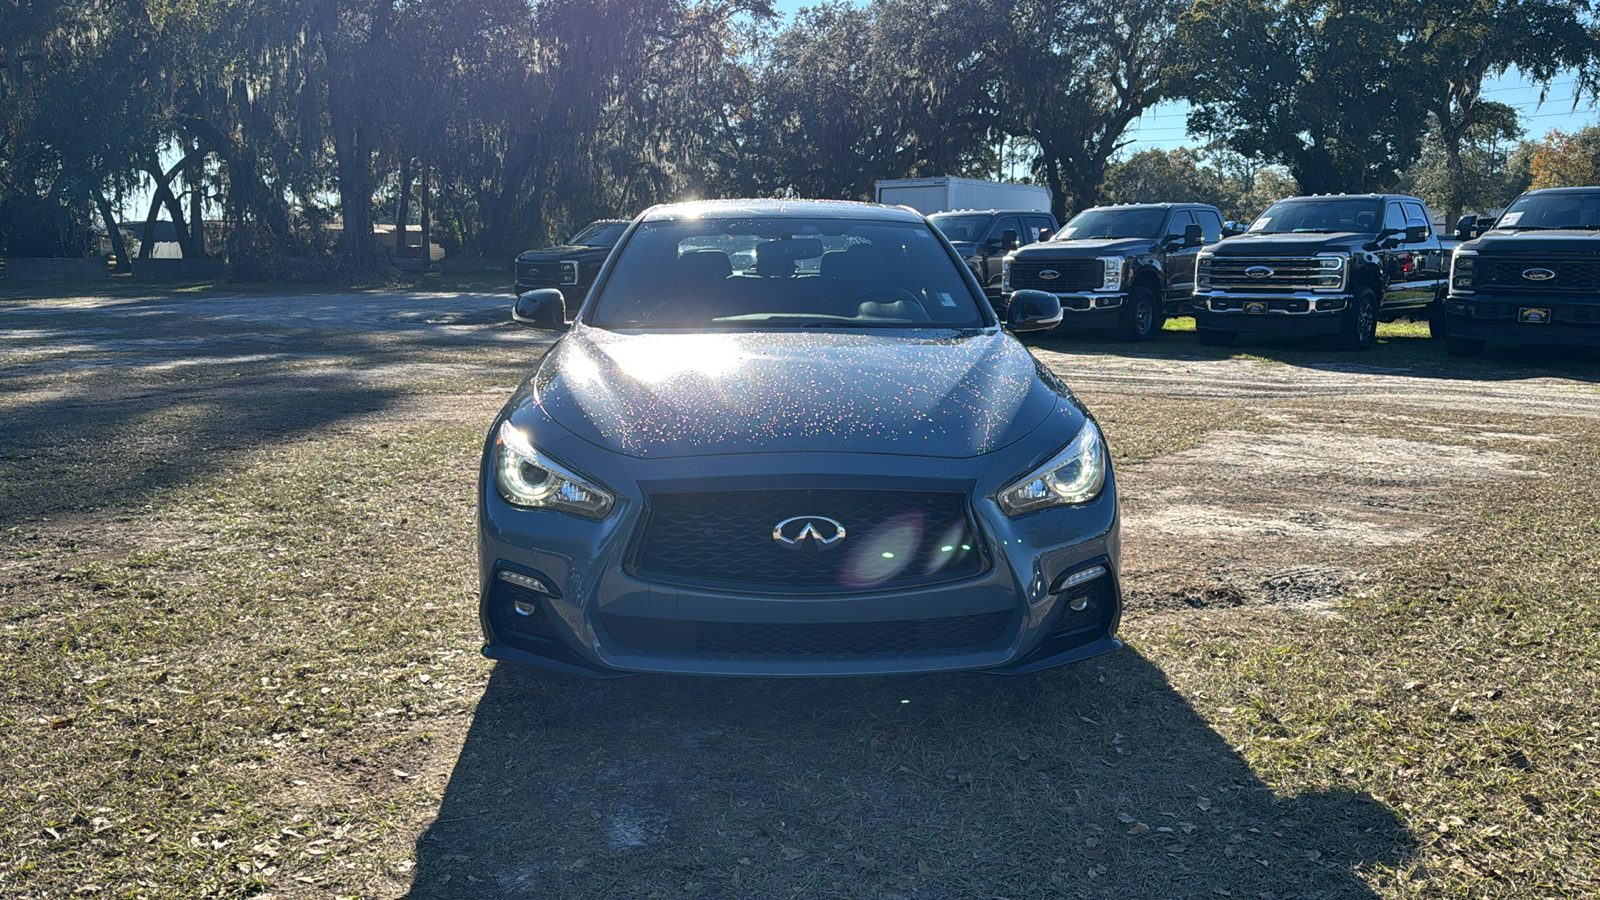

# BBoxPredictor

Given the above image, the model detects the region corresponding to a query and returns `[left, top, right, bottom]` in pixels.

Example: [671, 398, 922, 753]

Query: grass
[2, 289, 1598, 898]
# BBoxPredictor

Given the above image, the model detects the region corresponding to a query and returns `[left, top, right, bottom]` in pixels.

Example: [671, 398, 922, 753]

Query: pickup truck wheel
[1426, 301, 1447, 339]
[1336, 286, 1378, 351]
[1115, 287, 1159, 342]
[1445, 335, 1485, 357]
[1198, 329, 1236, 347]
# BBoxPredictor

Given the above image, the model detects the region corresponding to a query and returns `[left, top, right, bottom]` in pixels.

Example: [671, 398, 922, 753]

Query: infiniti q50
[479, 199, 1122, 676]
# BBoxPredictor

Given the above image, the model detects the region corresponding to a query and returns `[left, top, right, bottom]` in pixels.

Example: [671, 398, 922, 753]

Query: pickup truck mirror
[1404, 219, 1429, 243]
[512, 288, 568, 330]
[1006, 289, 1063, 333]
[1184, 223, 1204, 247]
[1001, 229, 1020, 250]
[1455, 215, 1478, 241]
[1222, 221, 1244, 237]
[1039, 229, 1054, 242]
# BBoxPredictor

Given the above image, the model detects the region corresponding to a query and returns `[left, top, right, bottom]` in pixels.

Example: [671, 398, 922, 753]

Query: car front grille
[516, 261, 560, 287]
[632, 489, 984, 593]
[1206, 256, 1329, 291]
[598, 610, 1013, 656]
[1008, 259, 1101, 292]
[1478, 256, 1600, 292]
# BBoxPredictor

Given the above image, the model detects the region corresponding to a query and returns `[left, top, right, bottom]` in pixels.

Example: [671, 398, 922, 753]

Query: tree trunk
[419, 161, 431, 272]
[394, 156, 412, 263]
[96, 191, 133, 274]
[188, 145, 207, 258]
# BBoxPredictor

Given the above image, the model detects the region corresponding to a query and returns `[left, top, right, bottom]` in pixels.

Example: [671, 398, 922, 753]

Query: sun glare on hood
[603, 333, 749, 383]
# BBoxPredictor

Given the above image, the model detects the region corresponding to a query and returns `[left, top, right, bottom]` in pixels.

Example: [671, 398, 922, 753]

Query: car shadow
[408, 651, 1413, 899]
[1026, 324, 1600, 386]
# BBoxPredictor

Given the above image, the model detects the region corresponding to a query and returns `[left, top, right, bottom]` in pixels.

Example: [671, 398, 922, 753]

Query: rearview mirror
[512, 289, 568, 330]
[1006, 289, 1063, 333]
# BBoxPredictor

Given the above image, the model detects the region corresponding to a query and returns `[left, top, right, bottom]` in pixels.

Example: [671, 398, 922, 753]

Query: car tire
[1115, 287, 1159, 342]
[1426, 300, 1447, 340]
[1445, 335, 1485, 357]
[1336, 286, 1378, 351]
[1197, 329, 1236, 347]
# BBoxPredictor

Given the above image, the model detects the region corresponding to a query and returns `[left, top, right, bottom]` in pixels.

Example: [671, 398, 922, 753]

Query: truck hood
[1011, 238, 1153, 257]
[517, 244, 612, 261]
[1209, 232, 1370, 254]
[521, 325, 1065, 459]
[1465, 229, 1600, 254]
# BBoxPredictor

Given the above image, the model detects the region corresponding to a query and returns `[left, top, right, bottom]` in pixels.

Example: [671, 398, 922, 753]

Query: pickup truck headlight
[1313, 253, 1348, 291]
[1451, 251, 1476, 293]
[1097, 256, 1124, 292]
[1001, 256, 1013, 292]
[996, 421, 1107, 516]
[493, 422, 615, 518]
[1196, 251, 1213, 289]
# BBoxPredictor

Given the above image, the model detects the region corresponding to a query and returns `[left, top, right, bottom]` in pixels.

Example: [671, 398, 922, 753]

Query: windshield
[1053, 208, 1167, 240]
[1247, 198, 1382, 235]
[927, 213, 991, 242]
[586, 217, 990, 330]
[1496, 191, 1600, 230]
[566, 221, 628, 246]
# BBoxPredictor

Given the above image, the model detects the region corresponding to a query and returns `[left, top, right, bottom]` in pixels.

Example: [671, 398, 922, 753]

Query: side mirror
[1184, 223, 1205, 247]
[1006, 289, 1063, 333]
[1039, 229, 1054, 242]
[1455, 215, 1478, 241]
[1222, 221, 1245, 237]
[1404, 219, 1429, 243]
[512, 289, 568, 330]
[1001, 229, 1021, 250]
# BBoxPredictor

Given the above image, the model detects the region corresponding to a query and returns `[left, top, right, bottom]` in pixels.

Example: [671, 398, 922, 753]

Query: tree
[1528, 126, 1600, 188]
[1399, 110, 1526, 219]
[992, 0, 1190, 218]
[1176, 0, 1431, 194]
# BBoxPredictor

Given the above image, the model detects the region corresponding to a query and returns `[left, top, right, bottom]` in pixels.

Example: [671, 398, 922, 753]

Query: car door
[1162, 210, 1201, 309]
[1378, 201, 1426, 310]
[1403, 200, 1446, 306]
[977, 216, 1025, 291]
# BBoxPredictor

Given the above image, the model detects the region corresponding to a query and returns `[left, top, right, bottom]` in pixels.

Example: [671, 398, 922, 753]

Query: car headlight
[1001, 256, 1013, 291]
[1451, 250, 1476, 292]
[493, 421, 615, 518]
[1196, 250, 1213, 289]
[1313, 253, 1348, 291]
[1097, 256, 1124, 292]
[996, 420, 1107, 516]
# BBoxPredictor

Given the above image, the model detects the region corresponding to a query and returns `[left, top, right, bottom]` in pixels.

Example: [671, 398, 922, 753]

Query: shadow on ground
[410, 651, 1412, 899]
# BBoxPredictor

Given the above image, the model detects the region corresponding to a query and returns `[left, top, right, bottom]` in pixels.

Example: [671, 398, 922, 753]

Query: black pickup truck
[1445, 187, 1600, 356]
[1000, 203, 1226, 341]
[1193, 194, 1447, 350]
[927, 210, 1059, 308]
[512, 219, 629, 307]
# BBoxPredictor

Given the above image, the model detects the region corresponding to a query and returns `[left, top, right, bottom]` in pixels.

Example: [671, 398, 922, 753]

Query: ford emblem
[1522, 268, 1556, 282]
[1245, 265, 1275, 279]
[1039, 269, 1060, 280]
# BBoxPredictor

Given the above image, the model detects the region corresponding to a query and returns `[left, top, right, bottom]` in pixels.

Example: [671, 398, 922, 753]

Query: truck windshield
[567, 222, 627, 246]
[1248, 198, 1382, 235]
[1496, 191, 1600, 230]
[587, 217, 990, 331]
[926, 213, 991, 242]
[1053, 208, 1166, 240]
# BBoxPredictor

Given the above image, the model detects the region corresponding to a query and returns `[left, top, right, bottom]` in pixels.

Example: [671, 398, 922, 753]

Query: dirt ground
[3, 289, 1598, 899]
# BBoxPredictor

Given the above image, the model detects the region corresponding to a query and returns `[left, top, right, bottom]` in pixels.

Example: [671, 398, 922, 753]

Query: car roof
[1520, 186, 1600, 195]
[1079, 203, 1210, 212]
[640, 199, 924, 223]
[929, 209, 1054, 216]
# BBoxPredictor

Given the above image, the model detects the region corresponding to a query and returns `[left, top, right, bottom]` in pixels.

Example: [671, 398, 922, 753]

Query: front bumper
[1193, 291, 1348, 334]
[478, 436, 1122, 677]
[1446, 295, 1600, 348]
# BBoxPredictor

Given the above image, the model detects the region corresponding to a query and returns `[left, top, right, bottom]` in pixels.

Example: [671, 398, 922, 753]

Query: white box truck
[874, 177, 1052, 215]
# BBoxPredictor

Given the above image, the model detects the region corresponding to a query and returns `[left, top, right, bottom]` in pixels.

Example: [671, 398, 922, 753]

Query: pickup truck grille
[1478, 256, 1600, 292]
[1207, 256, 1330, 291]
[1008, 259, 1101, 293]
[516, 261, 560, 287]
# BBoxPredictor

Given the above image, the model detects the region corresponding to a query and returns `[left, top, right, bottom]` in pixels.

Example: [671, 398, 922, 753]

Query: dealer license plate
[1519, 307, 1552, 324]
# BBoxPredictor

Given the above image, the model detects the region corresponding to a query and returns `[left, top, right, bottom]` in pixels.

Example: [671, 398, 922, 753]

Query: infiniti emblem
[773, 516, 847, 549]
[527, 267, 540, 276]
[1522, 268, 1556, 281]
[1039, 269, 1061, 280]
[1245, 265, 1275, 279]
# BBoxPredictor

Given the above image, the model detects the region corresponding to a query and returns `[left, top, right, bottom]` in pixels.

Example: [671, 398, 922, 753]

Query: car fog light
[513, 600, 540, 617]
[1055, 564, 1108, 594]
[1068, 595, 1092, 612]
[497, 569, 552, 594]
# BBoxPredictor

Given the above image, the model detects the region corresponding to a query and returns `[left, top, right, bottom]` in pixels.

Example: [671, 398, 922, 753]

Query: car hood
[1209, 232, 1370, 254]
[523, 325, 1064, 459]
[518, 244, 609, 260]
[1012, 237, 1152, 257]
[1465, 229, 1600, 254]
